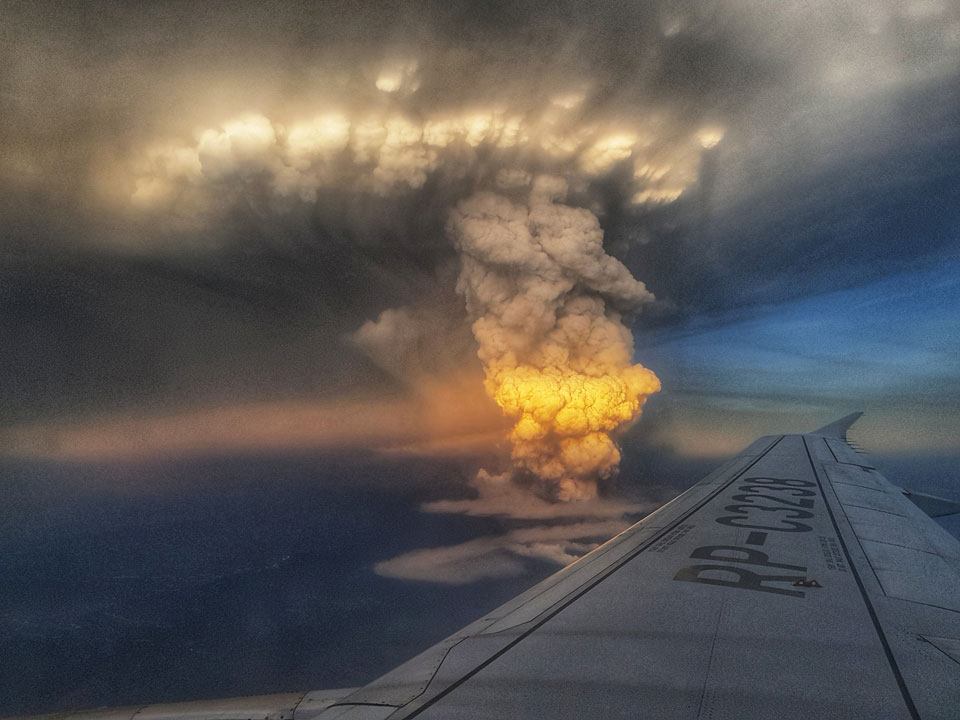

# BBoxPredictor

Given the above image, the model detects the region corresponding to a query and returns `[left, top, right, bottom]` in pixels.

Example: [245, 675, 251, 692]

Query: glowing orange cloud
[493, 364, 660, 500]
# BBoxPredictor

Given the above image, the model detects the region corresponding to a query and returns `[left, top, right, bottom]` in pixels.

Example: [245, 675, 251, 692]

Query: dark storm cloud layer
[2, 0, 960, 432]
[681, 78, 960, 314]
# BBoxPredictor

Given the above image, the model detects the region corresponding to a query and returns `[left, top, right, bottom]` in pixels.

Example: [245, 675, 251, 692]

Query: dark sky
[2, 0, 960, 714]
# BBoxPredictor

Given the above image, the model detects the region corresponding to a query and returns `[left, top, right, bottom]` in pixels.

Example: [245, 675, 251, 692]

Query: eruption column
[447, 176, 660, 501]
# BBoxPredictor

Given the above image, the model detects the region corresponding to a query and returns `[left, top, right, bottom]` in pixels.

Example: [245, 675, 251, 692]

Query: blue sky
[637, 258, 960, 455]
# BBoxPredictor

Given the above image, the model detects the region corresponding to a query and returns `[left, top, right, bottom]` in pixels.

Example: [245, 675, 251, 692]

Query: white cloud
[374, 518, 633, 584]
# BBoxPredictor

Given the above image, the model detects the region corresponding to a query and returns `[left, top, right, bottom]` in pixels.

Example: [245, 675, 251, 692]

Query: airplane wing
[9, 413, 960, 719]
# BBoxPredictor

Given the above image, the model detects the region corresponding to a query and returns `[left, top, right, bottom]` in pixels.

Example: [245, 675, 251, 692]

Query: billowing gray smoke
[447, 176, 659, 500]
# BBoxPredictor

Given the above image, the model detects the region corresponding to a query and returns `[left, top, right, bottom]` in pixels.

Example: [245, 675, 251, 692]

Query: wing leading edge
[8, 414, 960, 720]
[312, 413, 960, 720]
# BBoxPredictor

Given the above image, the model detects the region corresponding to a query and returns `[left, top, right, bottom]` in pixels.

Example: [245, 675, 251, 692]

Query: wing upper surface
[318, 424, 960, 720]
[2, 690, 356, 720]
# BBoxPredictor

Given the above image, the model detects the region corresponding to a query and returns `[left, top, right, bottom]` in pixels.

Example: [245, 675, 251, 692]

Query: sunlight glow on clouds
[126, 104, 715, 211]
[122, 83, 705, 502]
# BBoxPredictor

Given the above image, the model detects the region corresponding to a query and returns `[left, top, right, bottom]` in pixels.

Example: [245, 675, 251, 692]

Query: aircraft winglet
[811, 411, 864, 439]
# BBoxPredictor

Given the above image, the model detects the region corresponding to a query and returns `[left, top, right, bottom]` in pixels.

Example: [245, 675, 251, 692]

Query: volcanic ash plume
[447, 177, 660, 501]
[119, 74, 690, 501]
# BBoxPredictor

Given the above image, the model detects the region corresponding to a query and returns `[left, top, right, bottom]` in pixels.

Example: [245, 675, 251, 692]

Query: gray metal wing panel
[326, 423, 960, 719]
[1, 691, 362, 720]
[312, 435, 784, 718]
[392, 434, 915, 720]
[3, 692, 321, 720]
[807, 433, 960, 720]
[319, 430, 960, 719]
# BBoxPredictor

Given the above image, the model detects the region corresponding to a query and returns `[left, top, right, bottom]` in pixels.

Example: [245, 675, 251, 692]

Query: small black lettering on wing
[651, 523, 694, 553]
[818, 535, 849, 573]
